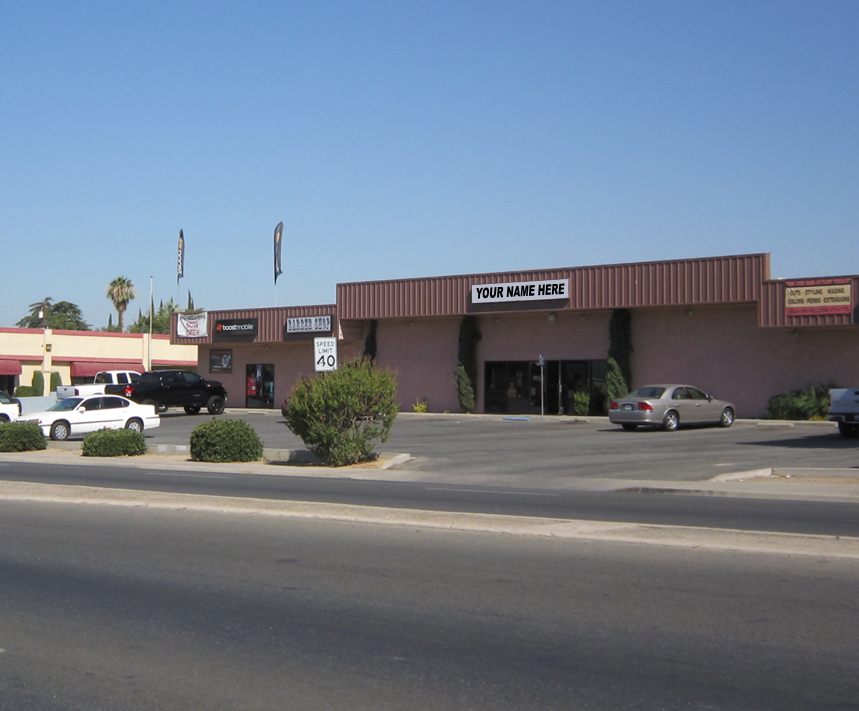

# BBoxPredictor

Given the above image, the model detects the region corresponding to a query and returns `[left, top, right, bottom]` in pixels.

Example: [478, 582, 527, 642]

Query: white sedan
[0, 390, 21, 423]
[22, 395, 160, 440]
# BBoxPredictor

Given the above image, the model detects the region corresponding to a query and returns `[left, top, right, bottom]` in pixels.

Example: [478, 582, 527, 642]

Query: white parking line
[425, 487, 559, 497]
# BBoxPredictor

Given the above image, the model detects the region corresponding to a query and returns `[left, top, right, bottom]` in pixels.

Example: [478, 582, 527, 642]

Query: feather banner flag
[177, 229, 185, 284]
[274, 221, 284, 284]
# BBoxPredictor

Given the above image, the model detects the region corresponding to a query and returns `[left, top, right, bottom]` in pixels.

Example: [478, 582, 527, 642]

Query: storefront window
[245, 364, 275, 409]
[484, 359, 607, 415]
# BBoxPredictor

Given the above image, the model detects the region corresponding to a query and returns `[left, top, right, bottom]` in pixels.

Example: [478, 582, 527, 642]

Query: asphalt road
[3, 458, 859, 539]
[2, 500, 857, 711]
[146, 409, 859, 481]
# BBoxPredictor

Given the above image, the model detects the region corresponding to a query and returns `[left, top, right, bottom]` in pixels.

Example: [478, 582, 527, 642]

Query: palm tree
[106, 276, 137, 332]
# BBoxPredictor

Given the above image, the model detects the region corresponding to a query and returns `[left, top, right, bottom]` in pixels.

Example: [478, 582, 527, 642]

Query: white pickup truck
[827, 389, 859, 437]
[56, 370, 141, 399]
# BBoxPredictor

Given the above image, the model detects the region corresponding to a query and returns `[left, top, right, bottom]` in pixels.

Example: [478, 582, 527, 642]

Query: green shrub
[0, 421, 47, 452]
[606, 357, 628, 404]
[31, 370, 45, 397]
[455, 363, 475, 413]
[287, 358, 399, 467]
[572, 391, 590, 416]
[608, 308, 633, 387]
[14, 385, 36, 398]
[765, 385, 832, 421]
[50, 371, 62, 393]
[457, 315, 481, 403]
[82, 428, 147, 457]
[412, 398, 428, 413]
[190, 419, 264, 463]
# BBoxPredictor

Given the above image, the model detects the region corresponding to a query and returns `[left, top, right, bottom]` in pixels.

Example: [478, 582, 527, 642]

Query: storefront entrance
[245, 364, 275, 409]
[484, 359, 608, 416]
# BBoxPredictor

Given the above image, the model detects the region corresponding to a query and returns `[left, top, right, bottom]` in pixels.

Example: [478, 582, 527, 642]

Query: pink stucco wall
[374, 312, 612, 413]
[373, 318, 461, 412]
[631, 304, 859, 417]
[200, 339, 364, 409]
[202, 305, 859, 418]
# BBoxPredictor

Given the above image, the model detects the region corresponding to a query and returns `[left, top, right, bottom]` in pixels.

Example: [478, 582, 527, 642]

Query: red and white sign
[177, 312, 208, 337]
[785, 279, 852, 316]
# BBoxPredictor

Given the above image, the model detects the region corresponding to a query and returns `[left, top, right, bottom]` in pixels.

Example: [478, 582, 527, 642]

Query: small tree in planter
[455, 364, 475, 413]
[287, 358, 398, 467]
[606, 357, 628, 404]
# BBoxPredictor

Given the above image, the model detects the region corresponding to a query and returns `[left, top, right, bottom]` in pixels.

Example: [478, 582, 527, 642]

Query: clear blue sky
[1, 1, 857, 329]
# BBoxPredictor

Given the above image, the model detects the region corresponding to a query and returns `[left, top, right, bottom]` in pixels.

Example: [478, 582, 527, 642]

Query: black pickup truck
[123, 370, 227, 415]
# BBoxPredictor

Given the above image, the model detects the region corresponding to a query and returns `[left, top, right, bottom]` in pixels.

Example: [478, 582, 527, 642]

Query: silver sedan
[609, 384, 735, 431]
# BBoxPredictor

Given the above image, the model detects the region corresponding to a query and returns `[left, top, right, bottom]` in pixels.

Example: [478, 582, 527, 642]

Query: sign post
[314, 337, 338, 372]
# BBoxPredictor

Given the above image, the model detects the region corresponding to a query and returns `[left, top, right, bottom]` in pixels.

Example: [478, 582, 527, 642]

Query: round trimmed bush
[190, 419, 263, 463]
[0, 421, 47, 452]
[286, 358, 398, 467]
[82, 428, 147, 457]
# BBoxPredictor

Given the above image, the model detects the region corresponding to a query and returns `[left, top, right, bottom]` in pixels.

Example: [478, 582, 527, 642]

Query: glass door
[245, 364, 275, 409]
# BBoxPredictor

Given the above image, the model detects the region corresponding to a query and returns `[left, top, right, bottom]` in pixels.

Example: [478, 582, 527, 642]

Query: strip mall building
[0, 330, 198, 395]
[170, 253, 858, 418]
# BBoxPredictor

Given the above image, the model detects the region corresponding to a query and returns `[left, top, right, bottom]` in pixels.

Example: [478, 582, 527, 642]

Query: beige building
[0, 327, 198, 395]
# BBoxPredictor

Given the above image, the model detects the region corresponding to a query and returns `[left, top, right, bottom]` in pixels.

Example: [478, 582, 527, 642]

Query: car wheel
[184, 405, 201, 415]
[661, 410, 679, 432]
[50, 420, 70, 441]
[621, 423, 638, 431]
[719, 407, 735, 428]
[206, 395, 225, 415]
[125, 418, 144, 433]
[0, 414, 8, 423]
[837, 421, 859, 438]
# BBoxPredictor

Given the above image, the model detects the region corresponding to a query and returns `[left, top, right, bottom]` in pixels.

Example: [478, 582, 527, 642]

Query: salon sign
[471, 278, 569, 304]
[785, 279, 852, 316]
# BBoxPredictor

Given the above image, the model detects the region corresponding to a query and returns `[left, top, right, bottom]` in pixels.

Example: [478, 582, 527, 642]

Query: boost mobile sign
[213, 318, 258, 341]
[471, 278, 569, 304]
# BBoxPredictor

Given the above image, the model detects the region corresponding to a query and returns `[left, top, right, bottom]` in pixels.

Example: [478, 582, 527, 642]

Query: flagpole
[273, 221, 283, 307]
[147, 276, 153, 371]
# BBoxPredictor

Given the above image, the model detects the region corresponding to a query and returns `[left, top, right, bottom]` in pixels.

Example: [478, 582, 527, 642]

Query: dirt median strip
[1, 480, 858, 560]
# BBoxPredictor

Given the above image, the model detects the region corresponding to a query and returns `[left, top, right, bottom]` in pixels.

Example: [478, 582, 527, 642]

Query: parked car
[827, 388, 859, 437]
[56, 370, 140, 399]
[123, 370, 227, 415]
[0, 390, 21, 422]
[609, 384, 735, 431]
[20, 395, 160, 441]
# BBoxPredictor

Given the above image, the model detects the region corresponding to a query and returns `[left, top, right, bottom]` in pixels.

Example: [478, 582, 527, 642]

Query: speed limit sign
[314, 337, 338, 372]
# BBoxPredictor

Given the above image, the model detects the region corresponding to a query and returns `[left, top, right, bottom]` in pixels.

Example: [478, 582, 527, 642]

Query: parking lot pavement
[175, 410, 859, 482]
[2, 410, 855, 503]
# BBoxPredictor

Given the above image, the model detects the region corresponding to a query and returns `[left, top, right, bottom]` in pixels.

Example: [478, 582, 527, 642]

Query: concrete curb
[2, 479, 858, 559]
[14, 442, 413, 474]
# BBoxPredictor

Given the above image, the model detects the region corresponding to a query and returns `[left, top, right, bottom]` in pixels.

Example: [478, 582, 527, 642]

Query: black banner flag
[177, 229, 185, 284]
[274, 222, 283, 284]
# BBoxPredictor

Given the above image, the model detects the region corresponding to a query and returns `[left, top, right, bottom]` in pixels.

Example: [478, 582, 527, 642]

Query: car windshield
[630, 386, 666, 399]
[48, 398, 84, 411]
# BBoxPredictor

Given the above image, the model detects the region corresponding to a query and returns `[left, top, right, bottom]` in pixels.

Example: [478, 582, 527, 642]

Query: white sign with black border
[471, 278, 569, 304]
[288, 315, 332, 333]
[314, 337, 338, 372]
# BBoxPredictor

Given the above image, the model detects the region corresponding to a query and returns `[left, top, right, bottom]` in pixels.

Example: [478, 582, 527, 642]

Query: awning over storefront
[70, 361, 144, 378]
[0, 359, 22, 375]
